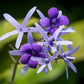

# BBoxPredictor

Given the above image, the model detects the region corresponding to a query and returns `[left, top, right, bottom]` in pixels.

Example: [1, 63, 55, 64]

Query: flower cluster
[0, 6, 79, 79]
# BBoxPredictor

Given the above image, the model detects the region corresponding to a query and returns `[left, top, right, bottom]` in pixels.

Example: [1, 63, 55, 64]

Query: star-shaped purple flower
[59, 45, 80, 79]
[31, 44, 58, 73]
[37, 7, 69, 35]
[35, 23, 73, 52]
[9, 31, 48, 75]
[0, 6, 38, 49]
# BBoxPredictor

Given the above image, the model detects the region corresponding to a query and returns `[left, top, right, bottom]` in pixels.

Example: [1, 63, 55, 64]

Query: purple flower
[31, 44, 58, 73]
[35, 23, 73, 52]
[37, 7, 69, 34]
[0, 7, 38, 49]
[59, 45, 80, 79]
[9, 31, 47, 75]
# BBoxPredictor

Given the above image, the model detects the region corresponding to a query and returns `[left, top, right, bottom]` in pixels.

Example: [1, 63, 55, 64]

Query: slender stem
[9, 57, 20, 84]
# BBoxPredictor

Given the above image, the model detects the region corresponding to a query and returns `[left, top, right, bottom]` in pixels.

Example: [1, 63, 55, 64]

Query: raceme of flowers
[0, 6, 80, 79]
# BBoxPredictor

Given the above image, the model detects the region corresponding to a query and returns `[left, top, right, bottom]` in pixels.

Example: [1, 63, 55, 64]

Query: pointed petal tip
[3, 13, 7, 17]
[37, 70, 40, 74]
[33, 6, 37, 9]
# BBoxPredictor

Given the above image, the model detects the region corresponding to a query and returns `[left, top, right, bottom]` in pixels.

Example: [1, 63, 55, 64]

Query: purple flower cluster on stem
[0, 6, 80, 82]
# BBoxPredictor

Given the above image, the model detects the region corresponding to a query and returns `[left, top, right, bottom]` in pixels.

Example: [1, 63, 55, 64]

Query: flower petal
[48, 62, 52, 71]
[21, 65, 29, 75]
[54, 41, 73, 45]
[15, 32, 24, 49]
[50, 46, 57, 52]
[30, 57, 45, 62]
[66, 56, 75, 60]
[40, 17, 50, 28]
[9, 50, 24, 56]
[22, 6, 36, 28]
[48, 7, 58, 18]
[0, 30, 18, 41]
[35, 23, 49, 42]
[3, 13, 20, 29]
[28, 31, 33, 45]
[38, 42, 47, 45]
[28, 27, 39, 33]
[44, 45, 49, 58]
[61, 27, 75, 33]
[59, 15, 69, 25]
[37, 63, 47, 73]
[66, 60, 77, 73]
[57, 10, 62, 18]
[64, 61, 69, 79]
[49, 54, 58, 61]
[70, 46, 80, 55]
[42, 67, 48, 74]
[36, 9, 45, 18]
[52, 25, 64, 40]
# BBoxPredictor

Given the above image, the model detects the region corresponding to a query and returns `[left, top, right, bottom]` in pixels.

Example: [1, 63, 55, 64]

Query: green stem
[9, 57, 20, 84]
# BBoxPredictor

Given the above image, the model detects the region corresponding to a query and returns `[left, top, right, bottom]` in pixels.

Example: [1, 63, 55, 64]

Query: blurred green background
[0, 0, 84, 84]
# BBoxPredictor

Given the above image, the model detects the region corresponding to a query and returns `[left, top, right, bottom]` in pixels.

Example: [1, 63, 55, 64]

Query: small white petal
[38, 42, 47, 45]
[36, 9, 45, 18]
[22, 6, 37, 28]
[0, 30, 18, 41]
[37, 64, 47, 73]
[66, 56, 75, 60]
[28, 27, 39, 33]
[61, 27, 75, 33]
[48, 62, 52, 71]
[57, 10, 62, 18]
[30, 57, 45, 62]
[28, 31, 33, 45]
[50, 46, 57, 52]
[15, 32, 23, 49]
[52, 25, 64, 40]
[9, 50, 24, 56]
[55, 41, 73, 45]
[35, 23, 49, 42]
[44, 45, 49, 58]
[3, 13, 20, 29]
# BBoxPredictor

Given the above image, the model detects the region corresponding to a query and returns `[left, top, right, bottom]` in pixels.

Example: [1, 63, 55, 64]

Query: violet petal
[35, 23, 49, 42]
[20, 54, 31, 64]
[59, 15, 69, 25]
[28, 31, 33, 45]
[48, 62, 52, 71]
[44, 45, 49, 58]
[0, 30, 18, 41]
[15, 32, 24, 49]
[21, 65, 29, 75]
[48, 7, 58, 18]
[9, 50, 24, 56]
[52, 25, 64, 40]
[3, 13, 20, 29]
[32, 43, 42, 53]
[36, 9, 45, 18]
[37, 63, 47, 73]
[40, 17, 50, 28]
[66, 60, 77, 73]
[22, 6, 36, 28]
[28, 59, 38, 69]
[64, 61, 69, 79]
[20, 43, 32, 52]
